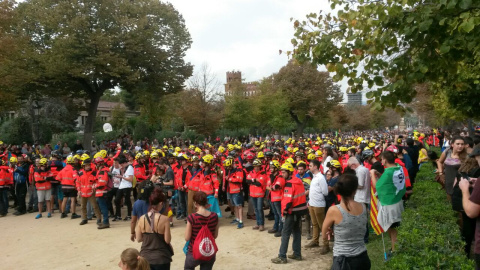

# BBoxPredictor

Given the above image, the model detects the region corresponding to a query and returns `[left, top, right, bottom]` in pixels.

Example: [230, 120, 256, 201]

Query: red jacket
[247, 170, 267, 198]
[270, 174, 285, 202]
[134, 163, 148, 183]
[281, 176, 307, 216]
[34, 169, 52, 190]
[95, 167, 110, 197]
[174, 165, 192, 190]
[77, 170, 96, 197]
[199, 168, 219, 196]
[56, 164, 77, 188]
[0, 165, 12, 188]
[188, 167, 203, 192]
[226, 168, 244, 194]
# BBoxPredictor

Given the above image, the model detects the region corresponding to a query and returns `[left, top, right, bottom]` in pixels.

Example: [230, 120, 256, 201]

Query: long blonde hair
[120, 248, 150, 270]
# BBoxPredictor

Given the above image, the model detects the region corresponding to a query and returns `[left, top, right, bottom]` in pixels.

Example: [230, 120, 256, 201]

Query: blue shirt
[132, 200, 149, 218]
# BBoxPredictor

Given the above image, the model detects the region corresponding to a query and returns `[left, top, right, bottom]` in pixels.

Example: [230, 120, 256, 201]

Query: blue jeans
[177, 190, 187, 217]
[279, 213, 302, 258]
[252, 197, 264, 226]
[0, 188, 9, 215]
[97, 195, 109, 224]
[28, 185, 38, 210]
[271, 201, 283, 231]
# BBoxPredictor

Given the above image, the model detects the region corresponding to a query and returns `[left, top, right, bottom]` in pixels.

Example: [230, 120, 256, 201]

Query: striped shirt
[187, 212, 218, 253]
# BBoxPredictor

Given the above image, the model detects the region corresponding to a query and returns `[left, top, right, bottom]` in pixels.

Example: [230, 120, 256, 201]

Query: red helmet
[246, 152, 255, 160]
[386, 145, 399, 154]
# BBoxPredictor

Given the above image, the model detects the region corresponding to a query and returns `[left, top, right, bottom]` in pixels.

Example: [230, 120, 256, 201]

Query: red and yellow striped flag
[370, 185, 384, 235]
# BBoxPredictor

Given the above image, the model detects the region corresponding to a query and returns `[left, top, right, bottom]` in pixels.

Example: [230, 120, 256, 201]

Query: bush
[154, 130, 177, 142]
[51, 132, 82, 148]
[133, 120, 152, 141]
[386, 162, 475, 269]
[0, 117, 33, 145]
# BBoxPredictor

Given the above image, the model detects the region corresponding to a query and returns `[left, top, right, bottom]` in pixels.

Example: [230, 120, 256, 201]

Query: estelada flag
[370, 185, 384, 235]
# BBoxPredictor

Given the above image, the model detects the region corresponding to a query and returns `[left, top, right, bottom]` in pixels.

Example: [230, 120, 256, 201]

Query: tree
[223, 81, 253, 131]
[291, 0, 480, 118]
[330, 105, 349, 130]
[111, 105, 127, 131]
[273, 61, 342, 135]
[6, 0, 192, 150]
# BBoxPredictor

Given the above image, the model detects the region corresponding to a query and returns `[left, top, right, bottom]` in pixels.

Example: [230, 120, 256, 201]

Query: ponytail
[120, 248, 151, 270]
[136, 256, 150, 270]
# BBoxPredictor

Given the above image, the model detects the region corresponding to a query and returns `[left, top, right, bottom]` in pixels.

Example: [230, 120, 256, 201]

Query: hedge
[386, 162, 474, 269]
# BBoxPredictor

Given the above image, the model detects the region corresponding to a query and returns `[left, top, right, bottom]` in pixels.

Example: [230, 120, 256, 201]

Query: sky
[166, 0, 347, 96]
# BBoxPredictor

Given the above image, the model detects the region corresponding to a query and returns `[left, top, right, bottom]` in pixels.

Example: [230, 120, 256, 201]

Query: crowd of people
[1, 127, 479, 269]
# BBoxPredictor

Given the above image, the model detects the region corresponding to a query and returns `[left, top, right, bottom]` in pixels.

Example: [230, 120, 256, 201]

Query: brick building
[224, 71, 258, 97]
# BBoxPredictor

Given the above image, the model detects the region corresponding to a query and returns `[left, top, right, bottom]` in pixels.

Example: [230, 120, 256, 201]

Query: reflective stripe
[272, 196, 282, 200]
[292, 205, 308, 211]
[283, 194, 292, 198]
[293, 192, 305, 199]
[251, 192, 264, 197]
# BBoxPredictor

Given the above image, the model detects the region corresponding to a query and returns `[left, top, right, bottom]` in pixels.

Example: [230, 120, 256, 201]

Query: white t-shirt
[111, 166, 122, 188]
[354, 165, 371, 204]
[308, 172, 329, 207]
[119, 165, 134, 189]
[322, 156, 333, 174]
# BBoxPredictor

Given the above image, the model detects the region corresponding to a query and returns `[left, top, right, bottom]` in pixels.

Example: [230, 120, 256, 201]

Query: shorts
[390, 222, 401, 229]
[37, 189, 52, 202]
[62, 188, 78, 198]
[230, 192, 244, 207]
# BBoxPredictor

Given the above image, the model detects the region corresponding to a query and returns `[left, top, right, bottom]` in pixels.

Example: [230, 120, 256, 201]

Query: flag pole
[381, 233, 387, 261]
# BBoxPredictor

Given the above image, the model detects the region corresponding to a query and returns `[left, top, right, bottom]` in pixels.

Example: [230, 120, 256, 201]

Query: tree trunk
[83, 93, 101, 152]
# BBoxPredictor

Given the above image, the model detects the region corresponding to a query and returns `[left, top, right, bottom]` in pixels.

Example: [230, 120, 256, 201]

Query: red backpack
[192, 214, 218, 261]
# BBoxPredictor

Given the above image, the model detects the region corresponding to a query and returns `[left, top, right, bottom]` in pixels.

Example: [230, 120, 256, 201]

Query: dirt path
[3, 206, 332, 269]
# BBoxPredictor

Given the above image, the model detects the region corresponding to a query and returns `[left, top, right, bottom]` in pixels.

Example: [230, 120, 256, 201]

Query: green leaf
[419, 65, 428, 73]
[446, 0, 458, 9]
[459, 18, 475, 33]
[439, 44, 450, 54]
[439, 18, 447, 25]
[406, 17, 414, 23]
[374, 76, 384, 86]
[366, 91, 374, 99]
[459, 0, 472, 9]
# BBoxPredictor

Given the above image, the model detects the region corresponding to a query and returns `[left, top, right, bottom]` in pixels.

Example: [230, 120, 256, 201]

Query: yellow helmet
[162, 145, 168, 150]
[66, 155, 75, 164]
[235, 145, 242, 150]
[74, 154, 81, 161]
[257, 152, 265, 159]
[293, 147, 299, 153]
[307, 153, 316, 160]
[195, 147, 202, 154]
[143, 150, 150, 156]
[150, 152, 159, 159]
[9, 157, 17, 163]
[135, 153, 143, 160]
[349, 146, 356, 150]
[39, 158, 48, 166]
[339, 147, 347, 152]
[175, 147, 181, 153]
[368, 142, 376, 148]
[270, 160, 280, 169]
[254, 141, 261, 146]
[81, 154, 90, 161]
[227, 144, 234, 151]
[296, 161, 307, 167]
[281, 163, 294, 172]
[191, 155, 200, 162]
[189, 145, 195, 150]
[202, 154, 213, 164]
[99, 150, 107, 158]
[285, 157, 295, 164]
[315, 150, 323, 157]
[93, 152, 102, 159]
[329, 160, 341, 168]
[218, 146, 225, 153]
[223, 159, 232, 167]
[287, 147, 293, 153]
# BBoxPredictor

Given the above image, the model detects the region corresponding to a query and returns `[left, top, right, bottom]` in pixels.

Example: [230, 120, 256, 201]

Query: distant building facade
[347, 92, 362, 105]
[76, 101, 139, 129]
[224, 71, 258, 97]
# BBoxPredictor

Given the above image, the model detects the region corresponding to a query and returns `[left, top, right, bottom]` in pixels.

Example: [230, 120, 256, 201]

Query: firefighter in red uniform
[34, 158, 53, 219]
[48, 151, 64, 214]
[56, 155, 80, 219]
[267, 160, 285, 237]
[174, 154, 191, 219]
[199, 155, 219, 198]
[133, 153, 148, 201]
[0, 159, 11, 216]
[77, 158, 102, 225]
[94, 157, 111, 229]
[187, 155, 202, 216]
[271, 163, 308, 264]
[225, 158, 245, 229]
[247, 159, 268, 231]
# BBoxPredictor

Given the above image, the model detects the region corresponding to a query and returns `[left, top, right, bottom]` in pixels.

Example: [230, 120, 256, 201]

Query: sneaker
[230, 219, 239, 225]
[123, 216, 131, 221]
[287, 254, 302, 261]
[268, 229, 277, 234]
[47, 213, 52, 218]
[252, 225, 259, 230]
[271, 257, 287, 264]
[112, 216, 121, 222]
[305, 241, 319, 248]
[71, 213, 80, 219]
[237, 222, 244, 229]
[97, 219, 101, 225]
[259, 226, 265, 232]
[98, 224, 110, 229]
[274, 231, 282, 237]
[61, 213, 68, 219]
[320, 245, 331, 255]
[35, 214, 42, 219]
[79, 220, 88, 225]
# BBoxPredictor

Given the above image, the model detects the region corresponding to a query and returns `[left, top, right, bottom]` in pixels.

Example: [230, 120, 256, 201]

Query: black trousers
[114, 188, 132, 218]
[15, 183, 27, 213]
[106, 187, 118, 216]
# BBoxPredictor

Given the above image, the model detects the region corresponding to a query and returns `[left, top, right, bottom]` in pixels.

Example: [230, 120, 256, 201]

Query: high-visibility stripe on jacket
[134, 164, 148, 183]
[77, 170, 96, 197]
[227, 168, 244, 194]
[188, 167, 202, 192]
[281, 176, 307, 216]
[34, 170, 52, 190]
[247, 170, 267, 198]
[95, 167, 110, 197]
[56, 164, 77, 188]
[270, 174, 285, 202]
[199, 169, 220, 196]
[48, 160, 64, 184]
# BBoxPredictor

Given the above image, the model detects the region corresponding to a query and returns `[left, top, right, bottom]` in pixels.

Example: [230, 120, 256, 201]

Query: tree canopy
[1, 0, 192, 148]
[291, 0, 480, 118]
